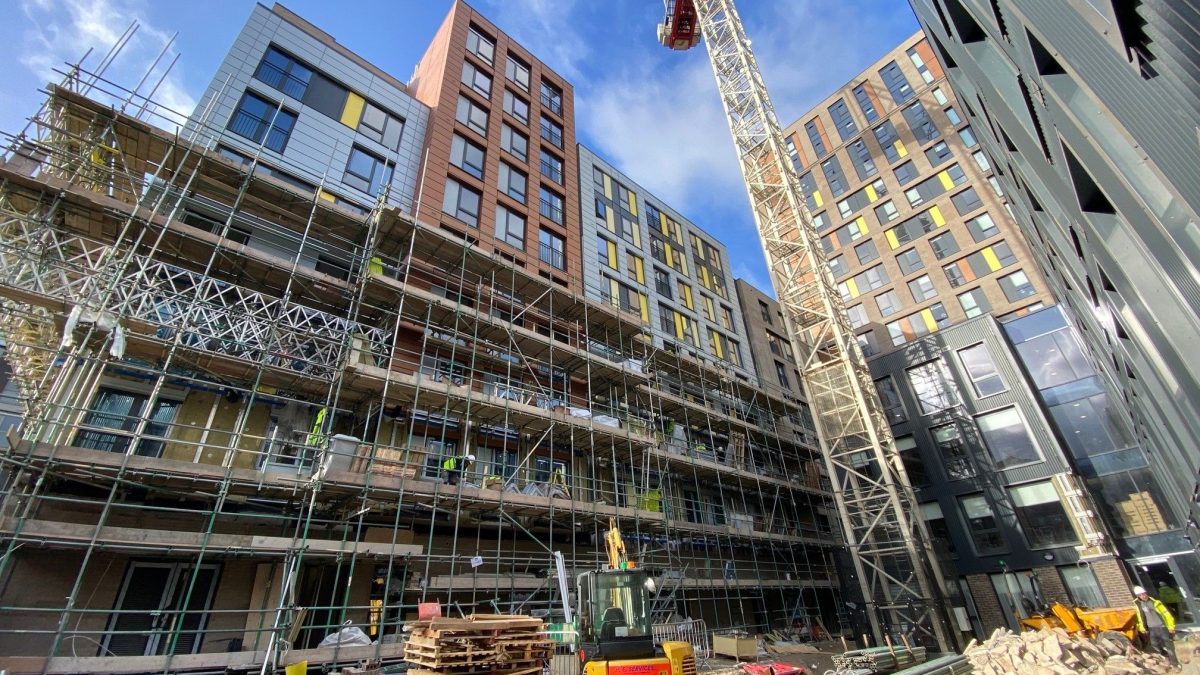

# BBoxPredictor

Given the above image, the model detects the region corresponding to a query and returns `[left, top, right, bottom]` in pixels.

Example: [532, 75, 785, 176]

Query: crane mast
[659, 0, 954, 650]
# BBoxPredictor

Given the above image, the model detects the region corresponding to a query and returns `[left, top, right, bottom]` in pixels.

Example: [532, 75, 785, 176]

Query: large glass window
[344, 145, 393, 197]
[499, 163, 526, 203]
[875, 376, 907, 423]
[906, 360, 959, 414]
[852, 82, 879, 122]
[254, 46, 312, 99]
[494, 204, 525, 249]
[908, 274, 937, 302]
[922, 501, 957, 557]
[977, 407, 1041, 469]
[227, 92, 296, 153]
[960, 494, 1006, 555]
[902, 101, 940, 144]
[539, 229, 564, 270]
[958, 287, 992, 318]
[1014, 329, 1094, 389]
[540, 80, 564, 115]
[75, 388, 180, 457]
[539, 149, 564, 185]
[1087, 467, 1178, 536]
[461, 61, 492, 97]
[827, 98, 858, 141]
[959, 343, 1006, 397]
[1060, 567, 1106, 609]
[933, 424, 974, 479]
[875, 289, 901, 317]
[896, 435, 927, 486]
[539, 115, 564, 148]
[466, 26, 495, 65]
[450, 134, 486, 179]
[539, 186, 564, 225]
[501, 124, 528, 162]
[456, 95, 489, 136]
[878, 60, 914, 103]
[1010, 481, 1079, 548]
[506, 56, 530, 91]
[999, 270, 1037, 301]
[442, 178, 481, 227]
[503, 90, 530, 124]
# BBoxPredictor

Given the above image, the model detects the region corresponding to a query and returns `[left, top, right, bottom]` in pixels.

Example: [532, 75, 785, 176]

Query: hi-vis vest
[442, 456, 458, 471]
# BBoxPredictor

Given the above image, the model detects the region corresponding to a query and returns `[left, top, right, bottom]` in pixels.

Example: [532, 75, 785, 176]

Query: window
[907, 360, 959, 414]
[539, 229, 564, 269]
[958, 288, 991, 318]
[677, 280, 694, 309]
[493, 205, 525, 249]
[973, 151, 991, 172]
[875, 289, 901, 317]
[847, 304, 869, 329]
[879, 61, 914, 103]
[540, 80, 564, 115]
[450, 134, 485, 179]
[875, 376, 907, 423]
[966, 213, 999, 242]
[598, 235, 617, 269]
[977, 407, 1040, 469]
[855, 239, 879, 264]
[874, 121, 904, 163]
[442, 178, 481, 226]
[852, 83, 879, 122]
[929, 232, 959, 259]
[539, 186, 564, 224]
[945, 106, 961, 125]
[344, 145, 393, 196]
[627, 251, 645, 284]
[456, 95, 489, 136]
[959, 494, 1007, 555]
[227, 92, 296, 153]
[503, 90, 529, 124]
[925, 140, 953, 166]
[466, 26, 495, 65]
[893, 160, 919, 185]
[828, 98, 858, 140]
[931, 86, 948, 105]
[887, 302, 950, 345]
[958, 343, 1006, 398]
[358, 102, 404, 151]
[908, 274, 937, 302]
[804, 119, 827, 157]
[500, 124, 528, 161]
[505, 56, 530, 91]
[1010, 482, 1079, 548]
[758, 300, 771, 323]
[921, 501, 956, 557]
[902, 101, 940, 144]
[934, 424, 974, 479]
[254, 46, 312, 99]
[849, 139, 877, 179]
[905, 165, 966, 206]
[76, 388, 180, 457]
[943, 241, 1018, 287]
[897, 435, 927, 485]
[999, 270, 1036, 301]
[539, 115, 563, 148]
[821, 156, 848, 197]
[951, 187, 984, 215]
[828, 254, 848, 277]
[857, 331, 878, 357]
[874, 201, 899, 222]
[499, 163, 526, 203]
[461, 61, 492, 97]
[839, 265, 889, 302]
[906, 46, 935, 83]
[959, 126, 978, 148]
[655, 268, 672, 298]
[897, 248, 924, 275]
[774, 362, 790, 388]
[539, 149, 563, 184]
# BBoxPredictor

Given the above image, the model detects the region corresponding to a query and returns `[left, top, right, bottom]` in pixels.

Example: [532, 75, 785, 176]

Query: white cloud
[19, 0, 196, 126]
[479, 0, 589, 81]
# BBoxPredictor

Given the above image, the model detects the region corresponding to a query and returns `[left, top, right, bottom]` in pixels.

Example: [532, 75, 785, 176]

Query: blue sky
[1, 0, 920, 296]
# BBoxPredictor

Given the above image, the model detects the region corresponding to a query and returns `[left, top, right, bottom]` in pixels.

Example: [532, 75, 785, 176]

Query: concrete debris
[962, 627, 1175, 674]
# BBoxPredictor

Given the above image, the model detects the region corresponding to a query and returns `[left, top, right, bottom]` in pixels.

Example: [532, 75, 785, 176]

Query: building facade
[909, 0, 1200, 605]
[0, 2, 842, 670]
[783, 32, 1052, 361]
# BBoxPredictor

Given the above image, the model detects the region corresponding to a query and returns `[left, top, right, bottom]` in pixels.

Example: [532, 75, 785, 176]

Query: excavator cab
[577, 568, 656, 662]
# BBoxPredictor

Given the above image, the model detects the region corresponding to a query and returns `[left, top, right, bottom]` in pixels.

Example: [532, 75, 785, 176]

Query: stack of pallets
[403, 614, 552, 675]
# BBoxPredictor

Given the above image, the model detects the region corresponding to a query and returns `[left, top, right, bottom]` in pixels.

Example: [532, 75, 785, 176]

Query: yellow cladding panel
[982, 247, 1002, 271]
[813, 190, 824, 207]
[679, 256, 688, 275]
[607, 240, 618, 268]
[938, 170, 955, 190]
[700, 266, 711, 288]
[930, 205, 945, 226]
[855, 215, 867, 231]
[659, 213, 669, 235]
[865, 184, 877, 202]
[603, 174, 613, 199]
[921, 308, 938, 333]
[609, 278, 620, 308]
[674, 312, 686, 339]
[341, 92, 365, 128]
[634, 257, 645, 283]
[631, 223, 641, 247]
[846, 278, 860, 298]
[318, 189, 337, 203]
[712, 333, 724, 358]
[628, 193, 638, 217]
[895, 141, 908, 158]
[886, 229, 900, 249]
[682, 285, 694, 309]
[638, 293, 649, 323]
[605, 208, 617, 233]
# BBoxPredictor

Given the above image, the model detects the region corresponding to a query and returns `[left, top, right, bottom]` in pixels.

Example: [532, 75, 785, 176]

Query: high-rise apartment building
[0, 2, 843, 670]
[783, 32, 1052, 360]
[909, 0, 1200, 608]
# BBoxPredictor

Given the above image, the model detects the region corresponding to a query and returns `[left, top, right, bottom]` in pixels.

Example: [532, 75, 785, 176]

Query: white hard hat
[1133, 585, 1147, 596]
[466, 454, 476, 462]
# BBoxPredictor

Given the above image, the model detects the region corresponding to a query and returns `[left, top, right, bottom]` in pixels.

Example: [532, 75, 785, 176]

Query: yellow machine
[1018, 602, 1138, 641]
[577, 519, 696, 674]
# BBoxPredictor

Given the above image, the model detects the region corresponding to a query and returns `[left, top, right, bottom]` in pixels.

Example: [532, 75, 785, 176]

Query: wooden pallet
[403, 614, 552, 674]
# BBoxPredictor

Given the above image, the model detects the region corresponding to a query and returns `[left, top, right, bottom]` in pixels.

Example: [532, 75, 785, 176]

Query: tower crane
[657, 0, 956, 650]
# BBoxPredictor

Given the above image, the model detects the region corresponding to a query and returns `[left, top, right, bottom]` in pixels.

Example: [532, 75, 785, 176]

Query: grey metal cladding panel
[1010, 0, 1200, 215]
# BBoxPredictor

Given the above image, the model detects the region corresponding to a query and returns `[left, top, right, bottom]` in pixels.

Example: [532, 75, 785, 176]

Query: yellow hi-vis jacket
[1135, 596, 1176, 632]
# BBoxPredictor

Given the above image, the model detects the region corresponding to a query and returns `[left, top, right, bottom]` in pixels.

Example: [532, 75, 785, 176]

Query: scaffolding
[0, 60, 842, 673]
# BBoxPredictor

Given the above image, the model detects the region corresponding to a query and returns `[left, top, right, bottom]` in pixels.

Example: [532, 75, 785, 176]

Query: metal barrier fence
[654, 618, 712, 663]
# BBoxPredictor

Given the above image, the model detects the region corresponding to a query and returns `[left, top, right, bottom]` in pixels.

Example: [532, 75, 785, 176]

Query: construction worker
[1133, 585, 1179, 669]
[1158, 581, 1185, 620]
[441, 453, 474, 485]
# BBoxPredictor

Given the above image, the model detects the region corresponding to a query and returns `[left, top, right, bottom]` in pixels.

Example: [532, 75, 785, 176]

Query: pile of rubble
[963, 627, 1174, 674]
